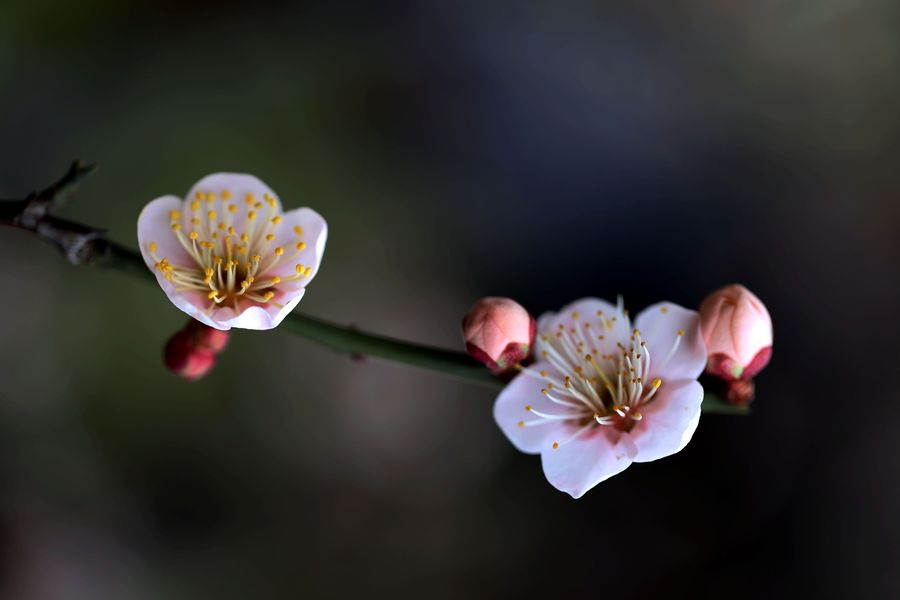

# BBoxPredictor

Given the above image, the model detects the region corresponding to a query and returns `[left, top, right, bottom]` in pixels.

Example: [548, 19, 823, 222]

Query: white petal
[634, 302, 706, 381]
[265, 207, 328, 291]
[137, 195, 220, 326]
[629, 379, 703, 463]
[540, 427, 636, 498]
[137, 195, 193, 269]
[223, 288, 306, 330]
[535, 297, 629, 356]
[493, 361, 578, 454]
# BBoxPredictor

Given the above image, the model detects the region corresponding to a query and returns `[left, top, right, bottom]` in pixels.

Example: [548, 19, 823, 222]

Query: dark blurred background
[1, 1, 899, 598]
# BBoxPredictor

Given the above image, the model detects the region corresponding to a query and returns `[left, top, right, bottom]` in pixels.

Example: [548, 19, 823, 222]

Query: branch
[0, 162, 747, 413]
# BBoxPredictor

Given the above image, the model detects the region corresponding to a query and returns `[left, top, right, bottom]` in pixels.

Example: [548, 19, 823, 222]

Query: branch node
[1, 160, 103, 265]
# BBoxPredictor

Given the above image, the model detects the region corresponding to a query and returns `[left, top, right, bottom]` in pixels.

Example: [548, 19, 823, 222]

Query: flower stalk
[0, 162, 747, 413]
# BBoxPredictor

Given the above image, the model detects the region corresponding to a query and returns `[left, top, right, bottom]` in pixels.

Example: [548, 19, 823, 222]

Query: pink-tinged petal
[634, 302, 706, 381]
[165, 289, 223, 330]
[535, 297, 630, 358]
[493, 361, 576, 454]
[265, 207, 328, 290]
[540, 427, 636, 498]
[137, 195, 194, 269]
[221, 288, 306, 330]
[182, 173, 282, 232]
[630, 379, 703, 463]
[138, 196, 220, 326]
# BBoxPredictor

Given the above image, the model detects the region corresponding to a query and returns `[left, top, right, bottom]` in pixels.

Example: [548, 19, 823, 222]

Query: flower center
[147, 189, 312, 315]
[516, 308, 685, 448]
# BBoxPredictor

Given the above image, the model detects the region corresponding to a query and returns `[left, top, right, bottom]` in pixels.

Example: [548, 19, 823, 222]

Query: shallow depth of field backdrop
[1, 1, 899, 598]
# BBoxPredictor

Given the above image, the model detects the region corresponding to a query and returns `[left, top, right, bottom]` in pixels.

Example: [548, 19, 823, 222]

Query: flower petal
[138, 195, 222, 326]
[137, 195, 194, 269]
[630, 379, 703, 463]
[634, 302, 706, 381]
[493, 361, 577, 454]
[214, 288, 306, 330]
[540, 427, 636, 498]
[265, 207, 328, 290]
[535, 297, 630, 358]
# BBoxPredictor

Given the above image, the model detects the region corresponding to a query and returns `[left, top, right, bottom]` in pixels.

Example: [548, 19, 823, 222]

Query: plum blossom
[137, 173, 327, 330]
[493, 297, 707, 498]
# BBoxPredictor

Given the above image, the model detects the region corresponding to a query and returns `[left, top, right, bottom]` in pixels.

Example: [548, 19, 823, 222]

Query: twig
[0, 162, 747, 411]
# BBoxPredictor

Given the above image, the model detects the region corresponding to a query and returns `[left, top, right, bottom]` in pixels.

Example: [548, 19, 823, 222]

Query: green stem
[1, 162, 747, 412]
[100, 240, 499, 386]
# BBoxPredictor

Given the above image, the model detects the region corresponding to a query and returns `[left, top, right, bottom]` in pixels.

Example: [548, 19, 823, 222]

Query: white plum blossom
[137, 173, 327, 330]
[493, 297, 707, 498]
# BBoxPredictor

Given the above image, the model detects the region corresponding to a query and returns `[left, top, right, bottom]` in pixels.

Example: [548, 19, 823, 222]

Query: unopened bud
[163, 321, 230, 381]
[699, 284, 772, 382]
[164, 329, 216, 381]
[462, 297, 535, 374]
[186, 320, 230, 353]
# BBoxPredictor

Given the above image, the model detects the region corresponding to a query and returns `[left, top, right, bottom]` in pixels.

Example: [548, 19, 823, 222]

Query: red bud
[163, 321, 230, 381]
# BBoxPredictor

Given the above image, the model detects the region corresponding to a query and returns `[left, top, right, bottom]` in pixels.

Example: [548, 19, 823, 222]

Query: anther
[293, 225, 304, 236]
[271, 216, 282, 225]
[275, 247, 284, 256]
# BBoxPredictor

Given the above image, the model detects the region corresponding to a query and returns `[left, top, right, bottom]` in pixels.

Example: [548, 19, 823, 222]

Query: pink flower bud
[699, 284, 772, 382]
[164, 329, 217, 381]
[462, 297, 535, 374]
[185, 320, 230, 354]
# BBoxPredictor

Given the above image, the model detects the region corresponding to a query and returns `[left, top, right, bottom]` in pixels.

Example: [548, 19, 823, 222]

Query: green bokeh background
[2, 1, 899, 598]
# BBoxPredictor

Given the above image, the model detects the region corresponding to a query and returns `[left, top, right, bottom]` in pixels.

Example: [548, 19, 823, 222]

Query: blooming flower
[138, 173, 327, 330]
[698, 284, 772, 382]
[493, 297, 707, 498]
[462, 297, 535, 374]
